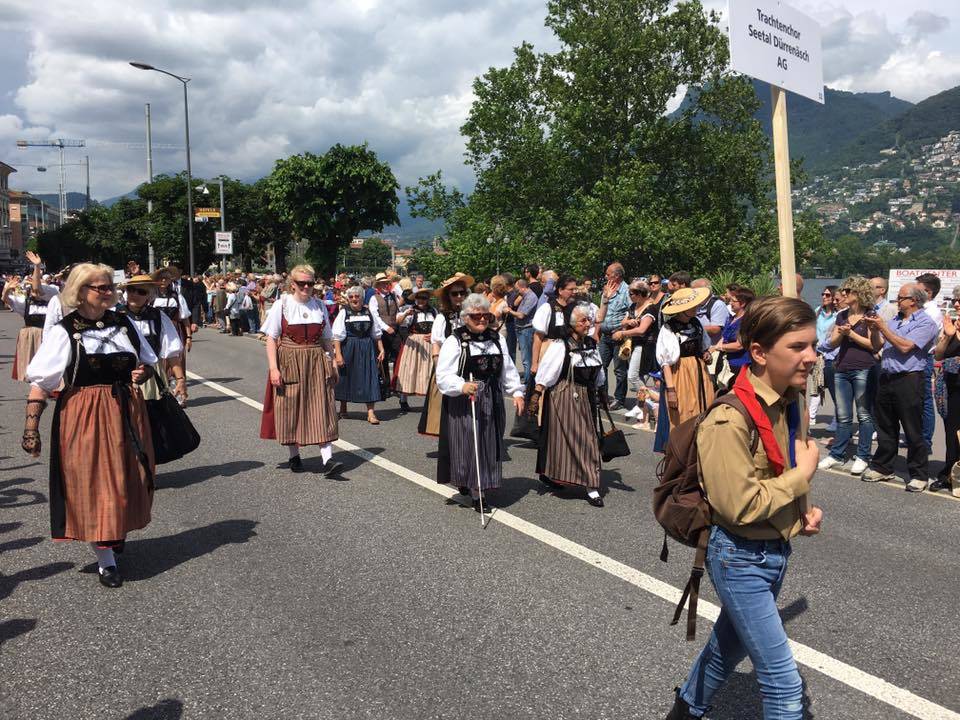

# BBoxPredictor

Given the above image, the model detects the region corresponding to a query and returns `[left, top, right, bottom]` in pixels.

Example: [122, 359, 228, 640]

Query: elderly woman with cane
[436, 293, 524, 513]
[528, 303, 607, 506]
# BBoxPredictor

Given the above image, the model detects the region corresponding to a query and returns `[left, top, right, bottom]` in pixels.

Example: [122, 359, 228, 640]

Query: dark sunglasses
[839, 288, 851, 294]
[649, 280, 661, 285]
[821, 292, 832, 297]
[127, 287, 150, 296]
[466, 312, 492, 322]
[292, 280, 314, 289]
[896, 295, 912, 301]
[84, 283, 114, 294]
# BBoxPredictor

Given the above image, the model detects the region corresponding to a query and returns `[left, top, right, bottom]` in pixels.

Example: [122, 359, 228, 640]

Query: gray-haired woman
[435, 293, 524, 512]
[529, 303, 607, 506]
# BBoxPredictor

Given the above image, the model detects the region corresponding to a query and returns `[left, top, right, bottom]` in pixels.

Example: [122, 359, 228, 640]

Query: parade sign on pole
[215, 231, 234, 255]
[727, 0, 824, 298]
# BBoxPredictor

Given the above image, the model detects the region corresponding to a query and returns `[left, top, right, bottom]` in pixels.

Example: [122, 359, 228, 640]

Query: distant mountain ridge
[29, 192, 90, 211]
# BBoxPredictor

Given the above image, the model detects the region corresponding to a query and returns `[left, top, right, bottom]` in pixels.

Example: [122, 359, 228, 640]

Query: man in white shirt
[916, 273, 944, 453]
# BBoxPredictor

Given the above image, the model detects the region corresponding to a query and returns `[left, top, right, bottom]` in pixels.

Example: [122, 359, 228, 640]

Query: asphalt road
[2, 312, 959, 720]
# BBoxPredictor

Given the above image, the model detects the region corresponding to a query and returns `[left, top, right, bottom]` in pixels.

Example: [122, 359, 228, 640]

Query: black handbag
[598, 398, 631, 462]
[145, 374, 201, 465]
[511, 411, 540, 442]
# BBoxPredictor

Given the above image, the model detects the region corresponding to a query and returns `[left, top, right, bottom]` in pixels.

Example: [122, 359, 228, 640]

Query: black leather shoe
[665, 688, 698, 719]
[399, 400, 411, 414]
[538, 474, 560, 489]
[288, 455, 304, 473]
[586, 493, 604, 508]
[472, 499, 492, 514]
[318, 460, 343, 478]
[98, 566, 123, 589]
[457, 486, 470, 496]
[928, 478, 950, 492]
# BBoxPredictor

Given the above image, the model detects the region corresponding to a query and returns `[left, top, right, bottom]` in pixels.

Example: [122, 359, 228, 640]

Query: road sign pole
[771, 86, 797, 298]
[219, 178, 227, 275]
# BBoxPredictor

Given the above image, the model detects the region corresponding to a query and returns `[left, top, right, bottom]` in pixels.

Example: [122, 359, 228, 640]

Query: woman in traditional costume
[151, 266, 192, 389]
[259, 265, 341, 476]
[653, 287, 715, 453]
[392, 288, 436, 413]
[528, 303, 607, 507]
[22, 263, 157, 589]
[435, 293, 524, 512]
[418, 272, 472, 436]
[334, 286, 385, 425]
[530, 274, 578, 375]
[118, 274, 186, 402]
[3, 251, 58, 381]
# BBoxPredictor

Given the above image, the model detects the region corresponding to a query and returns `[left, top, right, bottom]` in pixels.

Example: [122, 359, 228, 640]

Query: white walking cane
[469, 372, 487, 528]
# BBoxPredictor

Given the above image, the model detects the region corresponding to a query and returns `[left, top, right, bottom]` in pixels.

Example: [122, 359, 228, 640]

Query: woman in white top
[3, 250, 58, 381]
[392, 289, 437, 410]
[435, 293, 524, 513]
[529, 303, 607, 507]
[258, 265, 341, 477]
[23, 263, 158, 589]
[334, 286, 385, 424]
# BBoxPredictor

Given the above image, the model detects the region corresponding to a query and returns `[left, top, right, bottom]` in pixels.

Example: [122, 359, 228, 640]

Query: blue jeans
[922, 355, 935, 453]
[830, 367, 875, 462]
[598, 332, 627, 403]
[517, 326, 534, 384]
[680, 526, 802, 719]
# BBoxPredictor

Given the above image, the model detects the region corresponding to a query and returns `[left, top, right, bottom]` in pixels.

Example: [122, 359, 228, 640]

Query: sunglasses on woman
[466, 313, 493, 322]
[292, 280, 314, 289]
[84, 283, 115, 294]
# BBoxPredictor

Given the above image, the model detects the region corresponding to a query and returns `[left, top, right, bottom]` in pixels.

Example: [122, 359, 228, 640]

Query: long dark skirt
[335, 336, 382, 403]
[437, 381, 506, 492]
[536, 379, 601, 488]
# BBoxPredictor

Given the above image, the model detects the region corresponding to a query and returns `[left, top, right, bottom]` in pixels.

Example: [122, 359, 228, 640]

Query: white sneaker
[850, 457, 868, 475]
[818, 456, 843, 470]
[624, 406, 640, 418]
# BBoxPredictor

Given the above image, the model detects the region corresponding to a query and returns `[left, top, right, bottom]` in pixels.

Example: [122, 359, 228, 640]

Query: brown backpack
[652, 394, 757, 640]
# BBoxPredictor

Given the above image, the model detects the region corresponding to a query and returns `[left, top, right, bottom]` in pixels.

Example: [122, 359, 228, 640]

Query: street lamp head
[195, 184, 210, 194]
[130, 62, 155, 71]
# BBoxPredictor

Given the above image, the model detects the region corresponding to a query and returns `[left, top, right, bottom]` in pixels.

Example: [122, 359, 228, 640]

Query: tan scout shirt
[697, 370, 809, 541]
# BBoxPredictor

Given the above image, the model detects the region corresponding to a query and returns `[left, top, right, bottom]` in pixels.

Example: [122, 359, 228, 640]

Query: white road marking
[185, 369, 960, 720]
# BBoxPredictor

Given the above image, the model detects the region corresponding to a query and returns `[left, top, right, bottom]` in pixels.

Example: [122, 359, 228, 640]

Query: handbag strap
[598, 394, 616, 434]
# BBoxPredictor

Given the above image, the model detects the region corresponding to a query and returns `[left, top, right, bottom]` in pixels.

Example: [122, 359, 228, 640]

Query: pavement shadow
[123, 519, 258, 581]
[0, 618, 38, 647]
[157, 460, 264, 490]
[491, 477, 536, 509]
[326, 447, 387, 480]
[0, 478, 46, 509]
[123, 698, 184, 719]
[603, 469, 635, 493]
[182, 395, 236, 408]
[780, 597, 809, 626]
[0, 521, 23, 534]
[708, 669, 814, 718]
[0, 561, 75, 601]
[0, 535, 43, 553]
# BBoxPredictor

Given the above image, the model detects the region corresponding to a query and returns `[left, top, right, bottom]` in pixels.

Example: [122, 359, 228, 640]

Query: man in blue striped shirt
[596, 262, 631, 409]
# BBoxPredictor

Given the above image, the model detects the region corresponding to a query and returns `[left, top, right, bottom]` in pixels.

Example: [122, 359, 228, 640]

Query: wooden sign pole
[770, 85, 797, 298]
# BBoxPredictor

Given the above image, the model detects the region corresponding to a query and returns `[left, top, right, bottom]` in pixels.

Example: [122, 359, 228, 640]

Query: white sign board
[113, 270, 126, 285]
[728, 0, 824, 104]
[887, 268, 960, 315]
[215, 231, 233, 255]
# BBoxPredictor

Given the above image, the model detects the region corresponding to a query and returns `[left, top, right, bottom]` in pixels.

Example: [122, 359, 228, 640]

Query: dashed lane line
[185, 369, 960, 720]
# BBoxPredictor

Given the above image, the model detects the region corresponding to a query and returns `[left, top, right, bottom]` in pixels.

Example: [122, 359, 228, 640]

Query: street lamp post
[130, 61, 195, 276]
[486, 231, 509, 276]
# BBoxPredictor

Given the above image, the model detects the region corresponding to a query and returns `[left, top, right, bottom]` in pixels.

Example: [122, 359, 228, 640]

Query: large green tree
[431, 0, 824, 279]
[265, 144, 400, 274]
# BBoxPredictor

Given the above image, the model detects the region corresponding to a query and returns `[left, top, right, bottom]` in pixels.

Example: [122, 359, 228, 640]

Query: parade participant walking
[666, 295, 822, 720]
[369, 272, 401, 393]
[4, 251, 57, 381]
[22, 263, 159, 589]
[529, 303, 606, 507]
[334, 286, 385, 425]
[818, 277, 881, 475]
[118, 275, 186, 403]
[392, 288, 436, 411]
[259, 265, 341, 476]
[531, 274, 578, 375]
[418, 272, 472, 436]
[151, 266, 192, 361]
[435, 293, 524, 512]
[654, 288, 714, 453]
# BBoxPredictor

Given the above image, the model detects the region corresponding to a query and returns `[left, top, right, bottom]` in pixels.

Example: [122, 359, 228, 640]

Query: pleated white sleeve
[499, 337, 524, 398]
[158, 312, 185, 360]
[25, 325, 72, 392]
[656, 324, 681, 367]
[534, 340, 565, 388]
[436, 335, 466, 396]
[320, 302, 333, 341]
[131, 321, 160, 366]
[332, 311, 348, 341]
[260, 299, 284, 340]
[430, 314, 448, 346]
[532, 303, 552, 334]
[42, 295, 63, 339]
[5, 294, 25, 314]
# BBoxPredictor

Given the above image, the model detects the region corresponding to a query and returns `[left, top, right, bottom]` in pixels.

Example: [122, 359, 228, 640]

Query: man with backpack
[655, 295, 822, 720]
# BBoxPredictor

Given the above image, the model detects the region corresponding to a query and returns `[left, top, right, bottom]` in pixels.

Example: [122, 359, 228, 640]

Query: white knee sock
[808, 394, 821, 423]
[319, 443, 333, 463]
[91, 544, 116, 571]
[587, 490, 601, 499]
[288, 444, 300, 459]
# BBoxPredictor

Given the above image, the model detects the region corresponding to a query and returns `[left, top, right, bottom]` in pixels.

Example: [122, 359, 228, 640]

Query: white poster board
[728, 0, 824, 104]
[215, 231, 234, 255]
[113, 270, 126, 285]
[887, 268, 960, 314]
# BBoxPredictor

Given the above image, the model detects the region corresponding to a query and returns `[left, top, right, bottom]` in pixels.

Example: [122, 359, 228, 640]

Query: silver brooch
[303, 312, 308, 319]
[72, 332, 81, 340]
[95, 321, 104, 328]
[120, 326, 128, 334]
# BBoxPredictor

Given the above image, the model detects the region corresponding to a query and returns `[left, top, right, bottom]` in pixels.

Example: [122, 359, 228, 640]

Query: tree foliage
[265, 144, 400, 274]
[427, 0, 824, 280]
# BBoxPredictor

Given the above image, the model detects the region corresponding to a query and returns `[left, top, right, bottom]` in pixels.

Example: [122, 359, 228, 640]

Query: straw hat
[120, 274, 159, 289]
[434, 272, 475, 298]
[660, 287, 710, 316]
[412, 287, 432, 300]
[374, 272, 391, 284]
[398, 276, 413, 291]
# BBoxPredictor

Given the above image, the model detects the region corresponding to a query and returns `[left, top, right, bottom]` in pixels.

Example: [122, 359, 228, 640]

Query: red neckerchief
[732, 366, 786, 475]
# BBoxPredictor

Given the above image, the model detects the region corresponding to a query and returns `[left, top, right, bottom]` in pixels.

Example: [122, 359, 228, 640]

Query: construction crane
[16, 138, 85, 220]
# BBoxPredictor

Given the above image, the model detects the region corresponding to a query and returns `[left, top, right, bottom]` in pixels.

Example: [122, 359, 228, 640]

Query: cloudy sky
[0, 0, 957, 202]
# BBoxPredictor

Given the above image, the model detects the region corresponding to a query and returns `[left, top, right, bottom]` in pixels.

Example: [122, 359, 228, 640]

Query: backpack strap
[707, 394, 759, 455]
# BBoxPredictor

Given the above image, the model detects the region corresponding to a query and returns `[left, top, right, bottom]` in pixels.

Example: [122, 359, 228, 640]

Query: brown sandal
[367, 413, 380, 425]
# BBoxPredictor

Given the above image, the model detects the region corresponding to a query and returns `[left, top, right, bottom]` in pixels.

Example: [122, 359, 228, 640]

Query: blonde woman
[259, 265, 341, 476]
[23, 263, 158, 589]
